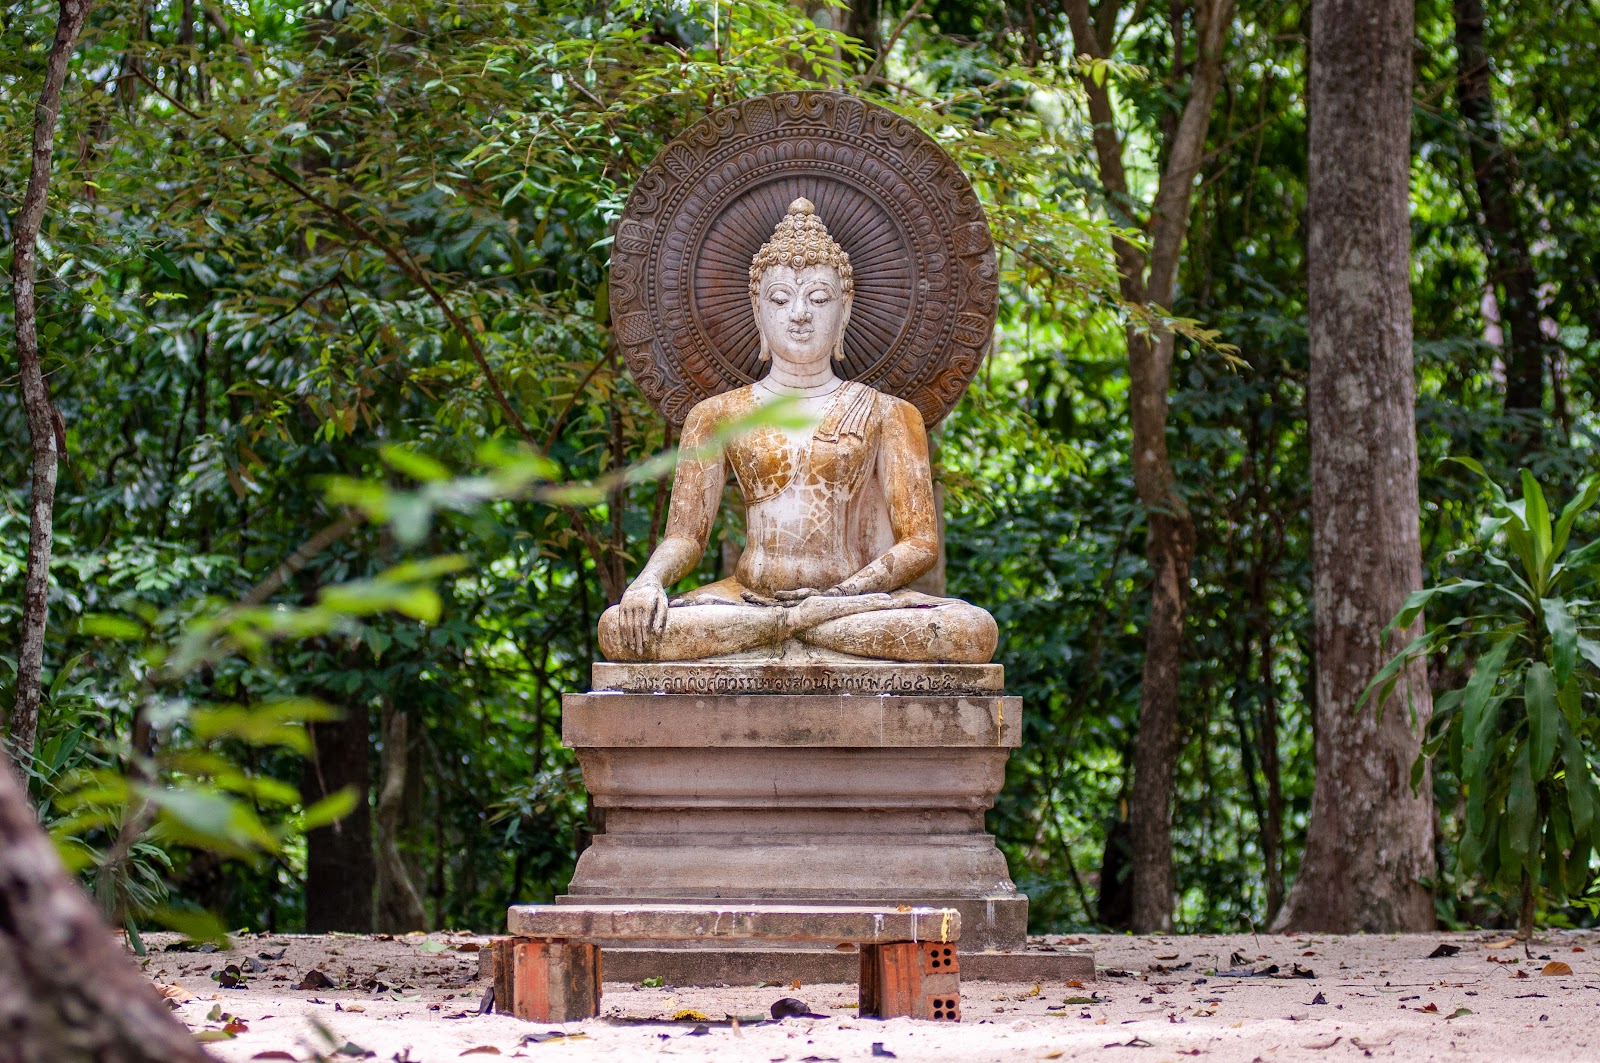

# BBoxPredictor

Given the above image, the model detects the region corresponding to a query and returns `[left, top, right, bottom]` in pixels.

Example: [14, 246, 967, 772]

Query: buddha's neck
[762, 359, 840, 395]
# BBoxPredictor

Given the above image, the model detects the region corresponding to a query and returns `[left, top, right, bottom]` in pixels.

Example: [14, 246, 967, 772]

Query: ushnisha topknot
[748, 198, 854, 299]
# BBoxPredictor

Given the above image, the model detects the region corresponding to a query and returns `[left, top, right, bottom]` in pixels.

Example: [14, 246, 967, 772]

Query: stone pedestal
[559, 661, 1029, 951]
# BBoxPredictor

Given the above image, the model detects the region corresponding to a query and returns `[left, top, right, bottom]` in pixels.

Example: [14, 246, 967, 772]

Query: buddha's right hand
[616, 577, 669, 657]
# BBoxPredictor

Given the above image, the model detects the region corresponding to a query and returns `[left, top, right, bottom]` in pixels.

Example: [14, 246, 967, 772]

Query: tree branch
[8, 0, 95, 759]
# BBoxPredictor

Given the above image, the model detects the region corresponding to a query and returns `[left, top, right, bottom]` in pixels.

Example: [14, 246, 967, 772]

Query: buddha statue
[599, 199, 998, 664]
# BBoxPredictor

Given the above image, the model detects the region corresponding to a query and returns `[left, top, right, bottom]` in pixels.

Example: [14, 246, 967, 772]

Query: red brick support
[859, 941, 960, 1021]
[493, 938, 602, 1022]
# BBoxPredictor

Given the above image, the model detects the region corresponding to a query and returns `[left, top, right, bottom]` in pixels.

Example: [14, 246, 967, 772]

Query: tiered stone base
[558, 662, 1032, 952]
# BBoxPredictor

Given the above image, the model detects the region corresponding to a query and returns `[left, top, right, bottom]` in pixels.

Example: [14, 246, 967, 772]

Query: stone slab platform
[508, 903, 959, 944]
[563, 691, 1022, 748]
[595, 945, 1095, 985]
[591, 660, 1004, 695]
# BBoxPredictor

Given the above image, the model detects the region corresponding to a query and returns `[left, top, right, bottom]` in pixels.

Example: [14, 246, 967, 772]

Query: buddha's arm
[832, 399, 939, 596]
[613, 405, 724, 655]
[633, 404, 724, 590]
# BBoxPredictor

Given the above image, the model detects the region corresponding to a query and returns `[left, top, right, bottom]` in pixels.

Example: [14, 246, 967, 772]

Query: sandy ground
[136, 929, 1600, 1062]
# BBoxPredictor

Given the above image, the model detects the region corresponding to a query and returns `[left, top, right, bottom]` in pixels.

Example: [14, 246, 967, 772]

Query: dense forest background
[2, 0, 1596, 939]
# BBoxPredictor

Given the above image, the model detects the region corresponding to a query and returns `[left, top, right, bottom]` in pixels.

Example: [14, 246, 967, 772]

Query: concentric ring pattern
[609, 92, 998, 427]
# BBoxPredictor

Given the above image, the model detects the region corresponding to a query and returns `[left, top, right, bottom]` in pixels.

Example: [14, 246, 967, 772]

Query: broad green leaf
[1526, 663, 1559, 781]
[1561, 717, 1599, 835]
[1507, 745, 1537, 864]
[301, 787, 360, 831]
[152, 905, 234, 949]
[1566, 836, 1592, 897]
[1387, 581, 1483, 634]
[1577, 636, 1600, 672]
[1552, 476, 1600, 560]
[1543, 597, 1578, 687]
[1461, 638, 1513, 780]
[380, 444, 452, 482]
[1358, 629, 1433, 715]
[1521, 470, 1553, 586]
[140, 785, 280, 857]
[78, 614, 146, 640]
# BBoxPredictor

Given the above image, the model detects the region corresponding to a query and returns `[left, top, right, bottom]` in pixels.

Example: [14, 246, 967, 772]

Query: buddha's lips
[787, 326, 814, 339]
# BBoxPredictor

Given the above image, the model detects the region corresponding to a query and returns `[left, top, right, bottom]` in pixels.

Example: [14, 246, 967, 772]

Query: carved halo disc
[609, 91, 999, 427]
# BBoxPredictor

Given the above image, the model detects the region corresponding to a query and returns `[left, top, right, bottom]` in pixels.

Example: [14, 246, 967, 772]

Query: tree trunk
[7, 0, 94, 760]
[1127, 504, 1196, 931]
[303, 701, 374, 932]
[1275, 0, 1437, 932]
[1065, 0, 1230, 932]
[0, 752, 214, 1063]
[376, 703, 427, 933]
[1452, 0, 1545, 421]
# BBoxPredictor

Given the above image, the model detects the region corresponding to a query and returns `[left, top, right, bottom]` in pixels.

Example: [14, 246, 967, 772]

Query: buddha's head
[749, 198, 853, 370]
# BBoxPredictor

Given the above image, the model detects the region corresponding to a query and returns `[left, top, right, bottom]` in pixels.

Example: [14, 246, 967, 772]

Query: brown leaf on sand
[461, 1049, 501, 1056]
[1305, 1036, 1342, 1050]
[1427, 943, 1461, 958]
[1542, 961, 1574, 976]
[1485, 938, 1517, 950]
[296, 969, 334, 990]
[248, 1053, 298, 1061]
[155, 983, 188, 1003]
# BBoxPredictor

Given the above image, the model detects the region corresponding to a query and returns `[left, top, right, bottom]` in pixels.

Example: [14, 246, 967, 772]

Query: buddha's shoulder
[682, 385, 763, 430]
[861, 387, 925, 430]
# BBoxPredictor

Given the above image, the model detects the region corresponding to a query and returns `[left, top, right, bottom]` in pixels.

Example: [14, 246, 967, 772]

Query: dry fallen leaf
[248, 1053, 298, 1061]
[1485, 938, 1517, 950]
[295, 970, 334, 991]
[1541, 961, 1574, 976]
[459, 1048, 501, 1057]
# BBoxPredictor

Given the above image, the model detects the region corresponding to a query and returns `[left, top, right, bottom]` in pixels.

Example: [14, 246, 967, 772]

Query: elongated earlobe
[753, 296, 770, 363]
[832, 299, 853, 367]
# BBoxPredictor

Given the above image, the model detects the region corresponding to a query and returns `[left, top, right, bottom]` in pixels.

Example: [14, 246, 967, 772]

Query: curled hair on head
[748, 198, 854, 300]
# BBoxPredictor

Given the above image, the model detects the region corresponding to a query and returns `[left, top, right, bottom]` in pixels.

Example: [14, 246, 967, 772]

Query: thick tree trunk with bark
[1066, 0, 1230, 932]
[376, 703, 428, 933]
[1453, 0, 1545, 421]
[303, 700, 374, 932]
[1276, 0, 1437, 932]
[0, 753, 213, 1063]
[7, 0, 94, 759]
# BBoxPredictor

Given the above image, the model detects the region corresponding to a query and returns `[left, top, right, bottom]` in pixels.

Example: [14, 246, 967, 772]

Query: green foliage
[3, 0, 1598, 937]
[1369, 465, 1600, 931]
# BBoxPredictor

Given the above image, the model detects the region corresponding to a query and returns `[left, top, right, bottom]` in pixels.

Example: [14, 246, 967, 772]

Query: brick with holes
[859, 940, 961, 1021]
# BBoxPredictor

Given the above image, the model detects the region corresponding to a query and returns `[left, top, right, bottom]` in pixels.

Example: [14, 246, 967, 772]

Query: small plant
[1365, 462, 1600, 937]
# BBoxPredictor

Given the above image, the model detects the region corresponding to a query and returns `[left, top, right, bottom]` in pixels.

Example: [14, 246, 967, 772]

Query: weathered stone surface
[591, 659, 1004, 695]
[594, 943, 1095, 985]
[507, 903, 959, 944]
[561, 692, 1028, 950]
[562, 692, 1021, 748]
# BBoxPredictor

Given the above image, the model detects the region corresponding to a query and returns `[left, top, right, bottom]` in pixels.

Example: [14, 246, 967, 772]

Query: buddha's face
[753, 265, 851, 368]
